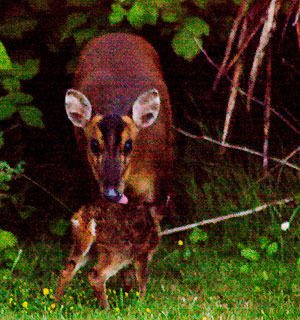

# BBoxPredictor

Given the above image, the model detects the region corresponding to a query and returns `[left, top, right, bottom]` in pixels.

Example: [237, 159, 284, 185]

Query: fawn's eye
[124, 139, 132, 156]
[90, 138, 100, 155]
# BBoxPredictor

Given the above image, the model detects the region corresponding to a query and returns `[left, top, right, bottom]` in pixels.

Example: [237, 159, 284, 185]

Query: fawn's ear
[65, 89, 92, 128]
[132, 89, 160, 128]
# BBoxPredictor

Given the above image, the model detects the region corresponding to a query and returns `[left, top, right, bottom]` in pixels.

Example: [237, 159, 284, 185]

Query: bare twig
[213, 0, 249, 90]
[225, 19, 264, 74]
[173, 127, 300, 171]
[221, 18, 247, 146]
[161, 197, 293, 236]
[280, 0, 298, 43]
[292, 1, 300, 26]
[277, 145, 300, 181]
[194, 37, 300, 135]
[21, 173, 73, 213]
[2, 124, 21, 134]
[247, 0, 278, 111]
[263, 47, 272, 171]
[295, 3, 300, 50]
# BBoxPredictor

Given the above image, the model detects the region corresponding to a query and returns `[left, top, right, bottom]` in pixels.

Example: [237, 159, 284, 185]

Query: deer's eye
[124, 139, 132, 156]
[90, 139, 100, 155]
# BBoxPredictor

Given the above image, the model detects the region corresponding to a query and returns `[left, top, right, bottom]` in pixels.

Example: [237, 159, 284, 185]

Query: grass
[1, 236, 300, 319]
[2, 145, 300, 319]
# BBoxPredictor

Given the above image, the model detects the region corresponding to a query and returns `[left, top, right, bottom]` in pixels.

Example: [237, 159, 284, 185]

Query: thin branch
[292, 1, 300, 26]
[213, 0, 249, 90]
[2, 124, 21, 134]
[247, 0, 278, 111]
[221, 18, 247, 146]
[294, 2, 300, 50]
[225, 18, 265, 74]
[21, 173, 73, 214]
[173, 127, 300, 171]
[194, 37, 300, 135]
[263, 47, 272, 171]
[280, 0, 298, 43]
[277, 145, 300, 181]
[160, 197, 293, 236]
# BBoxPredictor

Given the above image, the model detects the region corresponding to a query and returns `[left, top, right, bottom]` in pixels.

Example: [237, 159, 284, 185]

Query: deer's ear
[65, 89, 92, 128]
[132, 89, 160, 128]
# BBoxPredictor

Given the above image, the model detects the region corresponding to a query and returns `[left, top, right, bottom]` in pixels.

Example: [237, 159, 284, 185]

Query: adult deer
[65, 33, 173, 205]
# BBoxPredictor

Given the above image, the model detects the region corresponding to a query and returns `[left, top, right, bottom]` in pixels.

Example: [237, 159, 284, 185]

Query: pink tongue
[118, 193, 128, 204]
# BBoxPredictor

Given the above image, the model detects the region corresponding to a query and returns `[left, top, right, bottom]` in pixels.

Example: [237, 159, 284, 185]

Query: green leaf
[192, 0, 209, 8]
[241, 248, 260, 261]
[49, 218, 69, 236]
[185, 17, 209, 37]
[0, 102, 17, 120]
[143, 6, 159, 25]
[262, 270, 269, 281]
[27, 0, 49, 11]
[240, 264, 250, 273]
[189, 227, 207, 243]
[161, 11, 179, 22]
[67, 0, 98, 7]
[61, 13, 88, 42]
[1, 77, 21, 92]
[73, 27, 98, 46]
[266, 242, 278, 256]
[0, 230, 18, 250]
[127, 1, 146, 29]
[109, 3, 127, 25]
[233, 0, 246, 4]
[0, 42, 12, 70]
[19, 105, 44, 128]
[12, 59, 40, 80]
[258, 236, 270, 250]
[172, 29, 201, 61]
[0, 18, 37, 39]
[0, 132, 4, 149]
[19, 205, 36, 219]
[0, 92, 33, 105]
[183, 247, 192, 258]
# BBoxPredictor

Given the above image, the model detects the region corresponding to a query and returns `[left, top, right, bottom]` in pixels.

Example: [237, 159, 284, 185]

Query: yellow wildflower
[22, 301, 28, 309]
[43, 288, 50, 295]
[51, 303, 56, 309]
[146, 308, 151, 313]
[178, 240, 183, 246]
[136, 291, 140, 297]
[115, 307, 120, 312]
[125, 292, 129, 297]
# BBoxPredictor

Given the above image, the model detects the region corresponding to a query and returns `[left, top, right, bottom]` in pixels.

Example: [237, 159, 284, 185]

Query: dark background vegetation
[1, 0, 300, 248]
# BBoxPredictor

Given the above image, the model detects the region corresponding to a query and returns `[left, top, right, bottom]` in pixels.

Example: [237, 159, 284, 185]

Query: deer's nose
[103, 187, 128, 204]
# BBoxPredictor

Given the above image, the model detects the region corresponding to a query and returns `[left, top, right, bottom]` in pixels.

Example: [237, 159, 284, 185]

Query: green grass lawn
[2, 148, 300, 319]
[1, 237, 300, 320]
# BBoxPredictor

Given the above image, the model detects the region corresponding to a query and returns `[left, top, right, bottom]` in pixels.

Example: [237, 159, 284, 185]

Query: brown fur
[73, 33, 173, 203]
[55, 201, 161, 309]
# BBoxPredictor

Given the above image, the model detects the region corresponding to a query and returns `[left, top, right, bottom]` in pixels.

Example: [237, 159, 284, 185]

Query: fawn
[55, 200, 161, 309]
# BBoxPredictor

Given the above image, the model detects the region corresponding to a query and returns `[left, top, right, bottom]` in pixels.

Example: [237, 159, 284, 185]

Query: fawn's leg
[55, 219, 96, 301]
[119, 265, 136, 293]
[88, 253, 111, 309]
[134, 254, 150, 297]
[55, 253, 89, 301]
